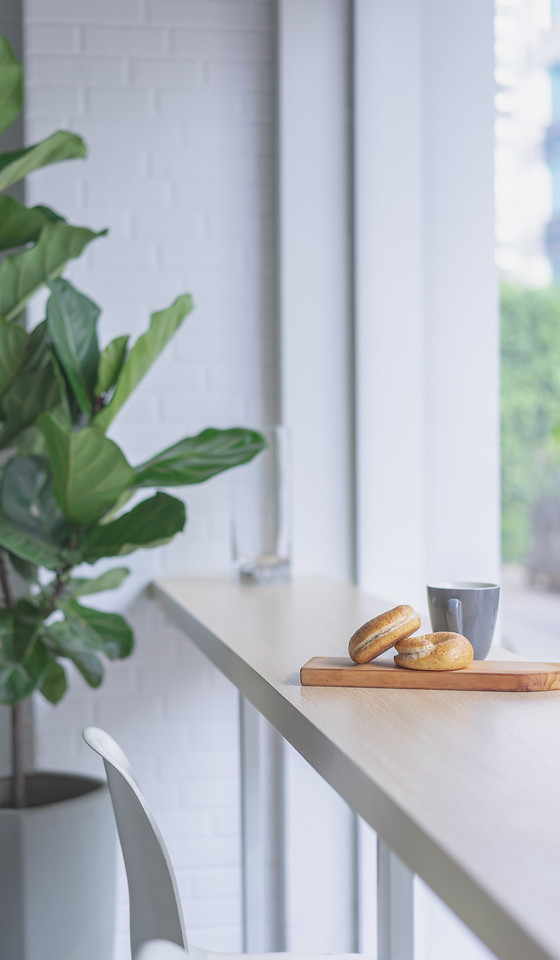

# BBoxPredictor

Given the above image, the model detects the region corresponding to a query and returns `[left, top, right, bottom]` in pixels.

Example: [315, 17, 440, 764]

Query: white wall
[23, 1, 277, 956]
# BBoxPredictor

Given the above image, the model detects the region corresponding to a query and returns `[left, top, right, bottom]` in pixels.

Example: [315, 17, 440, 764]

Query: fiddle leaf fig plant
[0, 36, 266, 808]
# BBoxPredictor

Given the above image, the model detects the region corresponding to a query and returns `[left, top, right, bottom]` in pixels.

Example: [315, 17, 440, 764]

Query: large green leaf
[0, 130, 87, 193]
[0, 321, 64, 447]
[0, 637, 49, 705]
[39, 656, 67, 704]
[21, 320, 52, 373]
[134, 427, 267, 487]
[48, 349, 81, 429]
[0, 363, 62, 447]
[0, 319, 28, 396]
[38, 413, 135, 524]
[0, 221, 107, 322]
[33, 204, 65, 225]
[95, 335, 129, 395]
[12, 599, 44, 661]
[46, 279, 100, 416]
[8, 551, 38, 584]
[0, 37, 22, 137]
[1, 455, 71, 545]
[68, 566, 130, 598]
[62, 599, 133, 660]
[0, 601, 41, 663]
[42, 620, 104, 687]
[0, 511, 75, 569]
[0, 196, 64, 251]
[81, 492, 186, 562]
[0, 608, 14, 659]
[94, 294, 193, 430]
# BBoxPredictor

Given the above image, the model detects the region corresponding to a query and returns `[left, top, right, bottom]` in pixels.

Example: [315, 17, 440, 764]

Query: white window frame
[277, 1, 499, 957]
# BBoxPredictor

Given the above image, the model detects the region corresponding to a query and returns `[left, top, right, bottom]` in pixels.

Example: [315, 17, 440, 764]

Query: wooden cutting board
[300, 657, 560, 692]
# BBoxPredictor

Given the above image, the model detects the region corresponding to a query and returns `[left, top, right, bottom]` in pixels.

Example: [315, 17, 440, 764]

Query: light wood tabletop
[153, 575, 560, 960]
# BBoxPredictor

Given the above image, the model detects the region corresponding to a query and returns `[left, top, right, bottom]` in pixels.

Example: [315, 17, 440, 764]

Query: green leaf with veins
[0, 511, 76, 570]
[0, 456, 76, 569]
[95, 335, 129, 396]
[46, 279, 100, 417]
[43, 620, 104, 688]
[1, 455, 71, 546]
[13, 599, 44, 661]
[39, 656, 67, 704]
[68, 567, 130, 598]
[23, 320, 53, 373]
[0, 637, 49, 705]
[32, 204, 65, 224]
[38, 413, 135, 524]
[0, 36, 23, 137]
[8, 551, 38, 584]
[134, 427, 267, 487]
[0, 608, 14, 661]
[0, 221, 107, 322]
[0, 196, 64, 251]
[0, 364, 62, 448]
[62, 599, 133, 660]
[80, 492, 186, 562]
[0, 321, 65, 448]
[94, 294, 193, 430]
[0, 129, 87, 193]
[0, 319, 28, 397]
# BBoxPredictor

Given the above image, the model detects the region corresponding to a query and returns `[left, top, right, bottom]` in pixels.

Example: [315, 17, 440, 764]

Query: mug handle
[446, 598, 463, 634]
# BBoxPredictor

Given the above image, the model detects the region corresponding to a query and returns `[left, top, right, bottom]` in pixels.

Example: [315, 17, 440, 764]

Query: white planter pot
[0, 772, 116, 960]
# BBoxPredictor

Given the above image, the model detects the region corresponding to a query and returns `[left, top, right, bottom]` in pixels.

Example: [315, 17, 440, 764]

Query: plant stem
[11, 702, 25, 809]
[0, 549, 13, 609]
[0, 550, 25, 809]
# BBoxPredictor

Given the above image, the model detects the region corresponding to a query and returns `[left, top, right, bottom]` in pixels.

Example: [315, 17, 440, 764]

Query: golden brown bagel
[348, 604, 421, 663]
[394, 632, 473, 671]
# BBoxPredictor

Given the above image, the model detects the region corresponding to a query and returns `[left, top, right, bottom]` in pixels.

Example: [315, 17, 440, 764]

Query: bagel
[348, 604, 421, 663]
[394, 632, 473, 671]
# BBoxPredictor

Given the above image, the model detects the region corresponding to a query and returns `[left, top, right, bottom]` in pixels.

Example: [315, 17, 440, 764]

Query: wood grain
[300, 657, 560, 691]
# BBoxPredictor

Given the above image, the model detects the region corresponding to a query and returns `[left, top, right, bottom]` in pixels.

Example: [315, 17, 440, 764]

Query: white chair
[136, 941, 189, 960]
[83, 727, 187, 957]
[83, 726, 371, 960]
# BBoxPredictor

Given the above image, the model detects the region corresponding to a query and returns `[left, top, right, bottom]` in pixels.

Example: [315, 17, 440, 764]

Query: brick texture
[23, 3, 278, 956]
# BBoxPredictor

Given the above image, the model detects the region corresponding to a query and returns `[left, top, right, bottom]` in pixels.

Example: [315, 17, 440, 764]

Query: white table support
[377, 840, 414, 960]
[239, 694, 286, 953]
[239, 694, 263, 952]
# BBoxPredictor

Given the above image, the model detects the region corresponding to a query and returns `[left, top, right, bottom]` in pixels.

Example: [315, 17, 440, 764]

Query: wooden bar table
[153, 575, 560, 960]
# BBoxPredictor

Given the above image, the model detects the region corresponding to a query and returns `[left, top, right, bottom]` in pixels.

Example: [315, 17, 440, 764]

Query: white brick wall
[22, 2, 278, 956]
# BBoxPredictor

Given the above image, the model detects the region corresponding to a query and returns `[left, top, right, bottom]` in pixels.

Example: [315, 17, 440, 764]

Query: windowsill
[501, 563, 560, 659]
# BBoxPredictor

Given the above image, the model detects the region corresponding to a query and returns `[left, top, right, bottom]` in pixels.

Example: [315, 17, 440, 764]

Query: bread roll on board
[394, 632, 474, 671]
[348, 604, 421, 663]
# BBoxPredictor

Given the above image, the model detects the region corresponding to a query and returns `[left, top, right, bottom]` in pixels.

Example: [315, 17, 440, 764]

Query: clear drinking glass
[230, 425, 291, 585]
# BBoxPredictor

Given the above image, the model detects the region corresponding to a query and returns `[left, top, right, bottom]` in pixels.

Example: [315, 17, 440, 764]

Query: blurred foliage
[501, 281, 560, 562]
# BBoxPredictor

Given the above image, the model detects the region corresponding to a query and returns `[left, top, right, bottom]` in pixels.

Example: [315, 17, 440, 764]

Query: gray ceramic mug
[426, 581, 500, 660]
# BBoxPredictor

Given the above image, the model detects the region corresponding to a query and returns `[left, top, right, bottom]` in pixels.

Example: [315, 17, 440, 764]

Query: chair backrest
[135, 940, 189, 960]
[82, 727, 187, 958]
